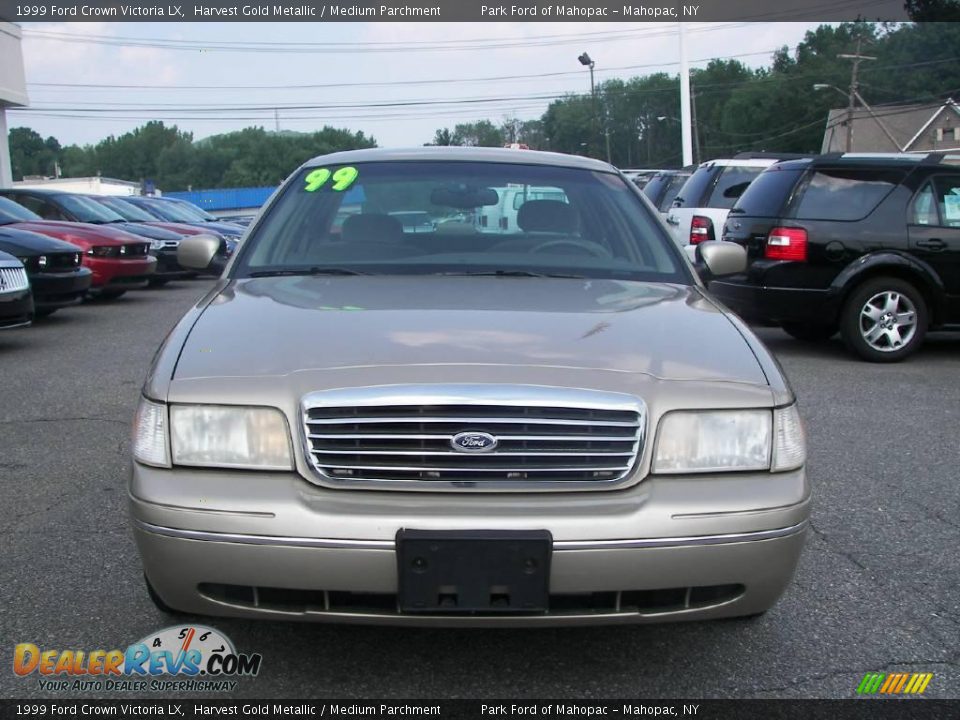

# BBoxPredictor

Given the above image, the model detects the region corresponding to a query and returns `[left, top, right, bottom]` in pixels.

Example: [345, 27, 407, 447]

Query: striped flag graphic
[856, 672, 933, 695]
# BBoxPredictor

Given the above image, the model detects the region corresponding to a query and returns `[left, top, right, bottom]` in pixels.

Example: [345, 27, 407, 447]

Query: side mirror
[695, 241, 747, 282]
[177, 234, 222, 272]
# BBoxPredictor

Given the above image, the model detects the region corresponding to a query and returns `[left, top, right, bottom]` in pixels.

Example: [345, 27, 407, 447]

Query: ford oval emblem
[451, 431, 498, 453]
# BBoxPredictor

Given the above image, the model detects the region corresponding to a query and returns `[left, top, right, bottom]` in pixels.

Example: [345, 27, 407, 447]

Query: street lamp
[577, 52, 610, 164]
[578, 52, 595, 96]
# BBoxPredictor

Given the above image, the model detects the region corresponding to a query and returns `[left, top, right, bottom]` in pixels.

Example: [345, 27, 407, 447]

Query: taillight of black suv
[712, 153, 960, 363]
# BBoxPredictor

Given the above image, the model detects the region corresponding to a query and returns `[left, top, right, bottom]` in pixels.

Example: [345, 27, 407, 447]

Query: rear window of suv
[672, 166, 718, 208]
[705, 166, 767, 209]
[794, 168, 906, 221]
[731, 167, 804, 218]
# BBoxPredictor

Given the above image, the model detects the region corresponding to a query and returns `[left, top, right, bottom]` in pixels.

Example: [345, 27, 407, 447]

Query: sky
[10, 22, 833, 148]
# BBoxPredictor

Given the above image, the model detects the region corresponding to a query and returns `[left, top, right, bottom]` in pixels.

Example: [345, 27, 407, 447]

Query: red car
[0, 197, 155, 298]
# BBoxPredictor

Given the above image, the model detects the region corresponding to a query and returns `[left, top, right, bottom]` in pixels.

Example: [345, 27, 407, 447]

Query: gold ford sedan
[130, 147, 808, 626]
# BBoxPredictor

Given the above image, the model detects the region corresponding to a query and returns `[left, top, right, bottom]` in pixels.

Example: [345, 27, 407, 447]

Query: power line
[22, 23, 754, 55]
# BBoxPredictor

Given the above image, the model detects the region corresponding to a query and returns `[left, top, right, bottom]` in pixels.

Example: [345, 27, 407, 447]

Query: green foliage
[8, 121, 376, 190]
[8, 127, 61, 179]
[904, 0, 960, 21]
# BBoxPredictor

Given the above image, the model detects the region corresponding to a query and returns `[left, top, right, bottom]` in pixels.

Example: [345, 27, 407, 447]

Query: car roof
[696, 158, 781, 169]
[303, 146, 616, 172]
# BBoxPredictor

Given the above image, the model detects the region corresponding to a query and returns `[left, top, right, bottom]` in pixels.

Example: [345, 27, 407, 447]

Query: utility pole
[838, 36, 876, 152]
[678, 23, 693, 167]
[690, 81, 701, 166]
[274, 108, 280, 133]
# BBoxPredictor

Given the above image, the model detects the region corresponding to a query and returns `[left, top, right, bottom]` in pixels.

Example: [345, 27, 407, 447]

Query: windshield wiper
[727, 208, 746, 215]
[435, 270, 586, 279]
[248, 267, 370, 278]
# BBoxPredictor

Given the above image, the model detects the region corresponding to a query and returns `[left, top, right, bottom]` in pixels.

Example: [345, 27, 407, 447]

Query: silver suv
[130, 147, 808, 625]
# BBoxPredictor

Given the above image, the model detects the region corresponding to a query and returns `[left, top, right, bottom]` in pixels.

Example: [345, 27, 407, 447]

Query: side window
[933, 175, 960, 228]
[795, 168, 905, 221]
[910, 183, 938, 226]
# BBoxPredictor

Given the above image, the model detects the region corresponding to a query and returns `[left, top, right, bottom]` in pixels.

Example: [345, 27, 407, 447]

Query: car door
[908, 175, 960, 321]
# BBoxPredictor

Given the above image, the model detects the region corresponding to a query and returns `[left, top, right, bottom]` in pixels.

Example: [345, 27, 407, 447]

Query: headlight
[654, 406, 805, 474]
[170, 405, 293, 470]
[132, 397, 170, 468]
[37, 255, 48, 269]
[654, 409, 771, 473]
[149, 239, 164, 250]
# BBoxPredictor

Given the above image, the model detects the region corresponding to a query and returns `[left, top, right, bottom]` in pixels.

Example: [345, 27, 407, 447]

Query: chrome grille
[0, 266, 29, 294]
[301, 386, 645, 490]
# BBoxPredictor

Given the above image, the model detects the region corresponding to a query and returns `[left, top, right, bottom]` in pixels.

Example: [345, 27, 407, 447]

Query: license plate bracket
[396, 529, 552, 614]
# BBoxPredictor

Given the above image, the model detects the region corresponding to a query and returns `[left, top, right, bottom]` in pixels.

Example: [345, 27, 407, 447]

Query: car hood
[110, 222, 182, 241]
[174, 276, 767, 385]
[8, 220, 145, 245]
[141, 221, 213, 237]
[0, 225, 81, 254]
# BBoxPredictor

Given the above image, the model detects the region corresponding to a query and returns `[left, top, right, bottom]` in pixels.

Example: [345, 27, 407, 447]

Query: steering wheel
[529, 239, 612, 258]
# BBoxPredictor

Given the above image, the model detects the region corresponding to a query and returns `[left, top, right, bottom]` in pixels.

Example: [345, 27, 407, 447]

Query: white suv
[665, 157, 782, 260]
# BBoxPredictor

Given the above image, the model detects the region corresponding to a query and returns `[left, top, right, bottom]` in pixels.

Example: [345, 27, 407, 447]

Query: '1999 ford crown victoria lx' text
[130, 147, 809, 626]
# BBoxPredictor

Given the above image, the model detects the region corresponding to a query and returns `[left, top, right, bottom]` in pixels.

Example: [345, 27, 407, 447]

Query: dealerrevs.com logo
[13, 625, 262, 692]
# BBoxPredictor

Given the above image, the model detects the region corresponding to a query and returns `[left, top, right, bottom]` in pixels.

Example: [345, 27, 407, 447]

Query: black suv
[713, 153, 960, 362]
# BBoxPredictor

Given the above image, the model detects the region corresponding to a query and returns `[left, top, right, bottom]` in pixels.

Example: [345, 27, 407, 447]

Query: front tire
[840, 277, 927, 362]
[781, 322, 836, 342]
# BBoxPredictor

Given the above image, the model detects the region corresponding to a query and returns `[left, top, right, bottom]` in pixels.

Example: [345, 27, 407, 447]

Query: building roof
[821, 99, 960, 153]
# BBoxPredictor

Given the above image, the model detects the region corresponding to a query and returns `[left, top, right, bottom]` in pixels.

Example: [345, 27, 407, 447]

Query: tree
[904, 0, 960, 20]
[8, 127, 61, 180]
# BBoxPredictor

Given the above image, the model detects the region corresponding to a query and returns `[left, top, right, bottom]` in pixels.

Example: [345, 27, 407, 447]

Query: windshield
[168, 201, 217, 221]
[56, 194, 126, 223]
[94, 196, 159, 222]
[0, 196, 42, 223]
[236, 160, 687, 283]
[134, 199, 199, 223]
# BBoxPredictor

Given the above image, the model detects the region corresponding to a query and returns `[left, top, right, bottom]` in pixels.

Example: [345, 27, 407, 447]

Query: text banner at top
[0, 0, 911, 23]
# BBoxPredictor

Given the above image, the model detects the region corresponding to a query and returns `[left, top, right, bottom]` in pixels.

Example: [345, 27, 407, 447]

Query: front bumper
[709, 277, 834, 325]
[0, 287, 33, 329]
[151, 249, 195, 280]
[85, 256, 157, 291]
[130, 463, 810, 626]
[31, 268, 93, 310]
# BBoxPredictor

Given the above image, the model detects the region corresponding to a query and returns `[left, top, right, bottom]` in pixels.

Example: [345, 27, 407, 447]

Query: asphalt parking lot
[1, 279, 957, 700]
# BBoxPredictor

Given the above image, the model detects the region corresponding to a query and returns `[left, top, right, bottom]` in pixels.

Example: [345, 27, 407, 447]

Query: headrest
[517, 200, 577, 233]
[341, 214, 404, 243]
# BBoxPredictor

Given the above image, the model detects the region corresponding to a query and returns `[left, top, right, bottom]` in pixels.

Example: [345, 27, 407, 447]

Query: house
[821, 98, 960, 153]
[0, 22, 28, 188]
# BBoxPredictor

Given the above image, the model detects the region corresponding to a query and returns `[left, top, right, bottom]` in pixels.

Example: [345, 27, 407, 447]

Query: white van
[476, 185, 568, 233]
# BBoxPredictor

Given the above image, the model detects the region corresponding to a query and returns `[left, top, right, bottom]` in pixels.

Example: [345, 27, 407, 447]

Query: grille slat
[302, 387, 645, 489]
[0, 266, 29, 293]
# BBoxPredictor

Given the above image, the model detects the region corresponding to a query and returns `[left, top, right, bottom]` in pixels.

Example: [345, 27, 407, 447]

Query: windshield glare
[138, 200, 198, 222]
[95, 197, 158, 222]
[0, 196, 42, 222]
[57, 195, 126, 223]
[237, 161, 687, 283]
